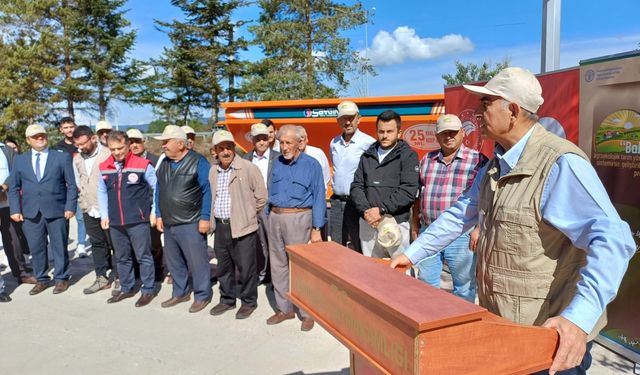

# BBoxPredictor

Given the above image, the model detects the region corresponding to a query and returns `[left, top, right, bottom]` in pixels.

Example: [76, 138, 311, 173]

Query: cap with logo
[462, 67, 544, 113]
[436, 114, 462, 134]
[126, 128, 144, 140]
[212, 130, 235, 146]
[250, 123, 270, 138]
[25, 124, 47, 138]
[96, 120, 113, 132]
[154, 125, 187, 140]
[376, 215, 402, 249]
[337, 101, 359, 118]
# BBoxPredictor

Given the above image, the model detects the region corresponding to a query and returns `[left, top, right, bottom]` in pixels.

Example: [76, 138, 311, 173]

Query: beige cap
[154, 125, 187, 140]
[463, 67, 544, 113]
[337, 101, 359, 118]
[212, 130, 235, 146]
[181, 125, 196, 135]
[25, 124, 47, 138]
[250, 123, 269, 137]
[126, 128, 144, 139]
[376, 215, 402, 249]
[96, 120, 112, 132]
[436, 114, 462, 134]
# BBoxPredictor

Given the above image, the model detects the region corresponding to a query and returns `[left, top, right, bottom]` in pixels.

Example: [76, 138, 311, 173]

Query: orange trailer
[222, 94, 445, 161]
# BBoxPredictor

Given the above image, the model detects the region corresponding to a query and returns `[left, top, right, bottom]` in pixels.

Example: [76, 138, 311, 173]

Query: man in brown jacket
[208, 130, 267, 320]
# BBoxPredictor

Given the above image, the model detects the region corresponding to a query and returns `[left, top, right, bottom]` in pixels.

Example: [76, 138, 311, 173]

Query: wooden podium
[287, 242, 559, 375]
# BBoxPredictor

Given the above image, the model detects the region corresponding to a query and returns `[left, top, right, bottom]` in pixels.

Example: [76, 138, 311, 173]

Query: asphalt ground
[0, 217, 636, 374]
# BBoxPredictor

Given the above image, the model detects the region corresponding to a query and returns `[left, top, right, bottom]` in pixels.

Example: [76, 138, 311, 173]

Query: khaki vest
[74, 145, 112, 213]
[476, 124, 606, 340]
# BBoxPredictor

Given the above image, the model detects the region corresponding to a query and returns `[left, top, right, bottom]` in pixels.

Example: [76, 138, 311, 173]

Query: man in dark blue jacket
[350, 110, 419, 258]
[9, 124, 77, 295]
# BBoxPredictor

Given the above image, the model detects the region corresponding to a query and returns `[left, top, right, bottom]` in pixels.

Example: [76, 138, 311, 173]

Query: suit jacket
[9, 148, 78, 219]
[242, 148, 280, 190]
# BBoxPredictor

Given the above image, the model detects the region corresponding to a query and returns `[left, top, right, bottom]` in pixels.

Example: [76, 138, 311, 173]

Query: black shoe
[209, 302, 236, 316]
[0, 292, 11, 302]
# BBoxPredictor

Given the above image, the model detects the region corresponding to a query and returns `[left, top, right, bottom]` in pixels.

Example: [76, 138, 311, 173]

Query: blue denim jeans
[416, 231, 477, 302]
[75, 203, 86, 246]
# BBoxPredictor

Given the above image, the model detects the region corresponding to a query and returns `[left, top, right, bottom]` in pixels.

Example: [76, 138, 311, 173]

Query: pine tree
[153, 0, 248, 125]
[76, 0, 142, 120]
[242, 0, 371, 101]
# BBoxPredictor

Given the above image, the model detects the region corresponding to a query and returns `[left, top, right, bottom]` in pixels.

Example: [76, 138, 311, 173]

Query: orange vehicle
[222, 94, 445, 162]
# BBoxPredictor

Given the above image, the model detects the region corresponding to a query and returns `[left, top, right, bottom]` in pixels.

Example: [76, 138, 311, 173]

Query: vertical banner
[580, 51, 640, 361]
[444, 68, 580, 157]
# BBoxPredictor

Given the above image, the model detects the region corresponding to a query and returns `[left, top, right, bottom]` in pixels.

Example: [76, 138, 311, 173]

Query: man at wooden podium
[391, 67, 635, 375]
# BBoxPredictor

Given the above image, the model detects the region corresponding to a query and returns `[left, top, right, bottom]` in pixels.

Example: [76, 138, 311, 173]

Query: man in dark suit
[243, 123, 280, 284]
[9, 124, 78, 295]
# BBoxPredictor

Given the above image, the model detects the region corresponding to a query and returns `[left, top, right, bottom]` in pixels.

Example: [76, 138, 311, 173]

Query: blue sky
[93, 0, 640, 126]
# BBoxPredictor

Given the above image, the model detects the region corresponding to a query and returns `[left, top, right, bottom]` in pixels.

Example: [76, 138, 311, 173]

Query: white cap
[96, 120, 112, 132]
[337, 101, 359, 118]
[25, 124, 47, 138]
[154, 125, 187, 140]
[436, 114, 462, 134]
[250, 123, 269, 137]
[212, 130, 235, 146]
[376, 216, 402, 249]
[181, 125, 196, 135]
[126, 128, 144, 140]
[463, 67, 544, 113]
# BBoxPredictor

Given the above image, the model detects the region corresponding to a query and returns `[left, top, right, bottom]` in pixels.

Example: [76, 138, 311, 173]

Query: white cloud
[365, 26, 474, 66]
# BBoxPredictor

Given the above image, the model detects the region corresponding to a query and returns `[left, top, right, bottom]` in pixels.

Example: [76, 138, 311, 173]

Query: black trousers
[83, 213, 116, 278]
[329, 198, 362, 253]
[213, 221, 258, 307]
[0, 207, 31, 277]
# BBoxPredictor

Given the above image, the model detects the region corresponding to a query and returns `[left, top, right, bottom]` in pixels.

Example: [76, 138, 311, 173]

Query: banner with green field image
[580, 51, 640, 362]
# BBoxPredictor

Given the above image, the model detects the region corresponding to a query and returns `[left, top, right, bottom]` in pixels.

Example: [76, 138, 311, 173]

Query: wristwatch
[312, 227, 322, 231]
[379, 206, 387, 216]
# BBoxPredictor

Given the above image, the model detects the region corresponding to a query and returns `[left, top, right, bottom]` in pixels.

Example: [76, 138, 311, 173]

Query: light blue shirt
[404, 125, 636, 334]
[98, 163, 157, 220]
[31, 148, 49, 179]
[0, 143, 9, 184]
[330, 129, 375, 196]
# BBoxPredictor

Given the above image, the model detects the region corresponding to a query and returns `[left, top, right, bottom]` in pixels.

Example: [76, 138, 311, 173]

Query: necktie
[35, 152, 42, 181]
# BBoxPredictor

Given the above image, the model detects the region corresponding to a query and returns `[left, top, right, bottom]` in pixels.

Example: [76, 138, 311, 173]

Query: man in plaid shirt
[411, 114, 487, 302]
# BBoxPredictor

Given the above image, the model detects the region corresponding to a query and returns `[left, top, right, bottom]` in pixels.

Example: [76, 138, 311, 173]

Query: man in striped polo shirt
[411, 114, 486, 302]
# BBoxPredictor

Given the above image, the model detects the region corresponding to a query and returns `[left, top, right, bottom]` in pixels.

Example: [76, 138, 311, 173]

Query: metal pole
[541, 0, 562, 73]
[365, 13, 368, 97]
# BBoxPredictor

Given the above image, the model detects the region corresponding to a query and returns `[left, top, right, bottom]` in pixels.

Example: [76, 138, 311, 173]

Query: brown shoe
[135, 293, 155, 307]
[189, 299, 211, 313]
[29, 282, 49, 295]
[209, 302, 236, 316]
[266, 311, 295, 325]
[161, 294, 190, 308]
[235, 305, 257, 320]
[52, 280, 69, 294]
[19, 275, 38, 285]
[301, 318, 315, 332]
[107, 291, 135, 304]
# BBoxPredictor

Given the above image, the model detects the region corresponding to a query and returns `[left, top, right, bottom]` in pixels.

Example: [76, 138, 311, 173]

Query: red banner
[444, 68, 580, 157]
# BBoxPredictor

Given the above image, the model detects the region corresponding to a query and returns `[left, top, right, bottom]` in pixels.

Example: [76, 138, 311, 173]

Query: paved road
[0, 217, 636, 374]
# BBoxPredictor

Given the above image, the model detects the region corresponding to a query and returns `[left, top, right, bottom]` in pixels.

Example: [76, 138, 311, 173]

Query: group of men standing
[1, 66, 636, 375]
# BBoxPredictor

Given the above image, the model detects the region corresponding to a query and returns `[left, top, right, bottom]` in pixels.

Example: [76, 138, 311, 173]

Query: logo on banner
[303, 108, 339, 118]
[585, 69, 595, 82]
[403, 123, 438, 150]
[458, 109, 484, 151]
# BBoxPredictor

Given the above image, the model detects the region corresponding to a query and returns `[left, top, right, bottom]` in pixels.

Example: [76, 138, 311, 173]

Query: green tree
[241, 0, 372, 101]
[442, 58, 511, 86]
[77, 0, 143, 120]
[0, 0, 60, 136]
[153, 0, 248, 125]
